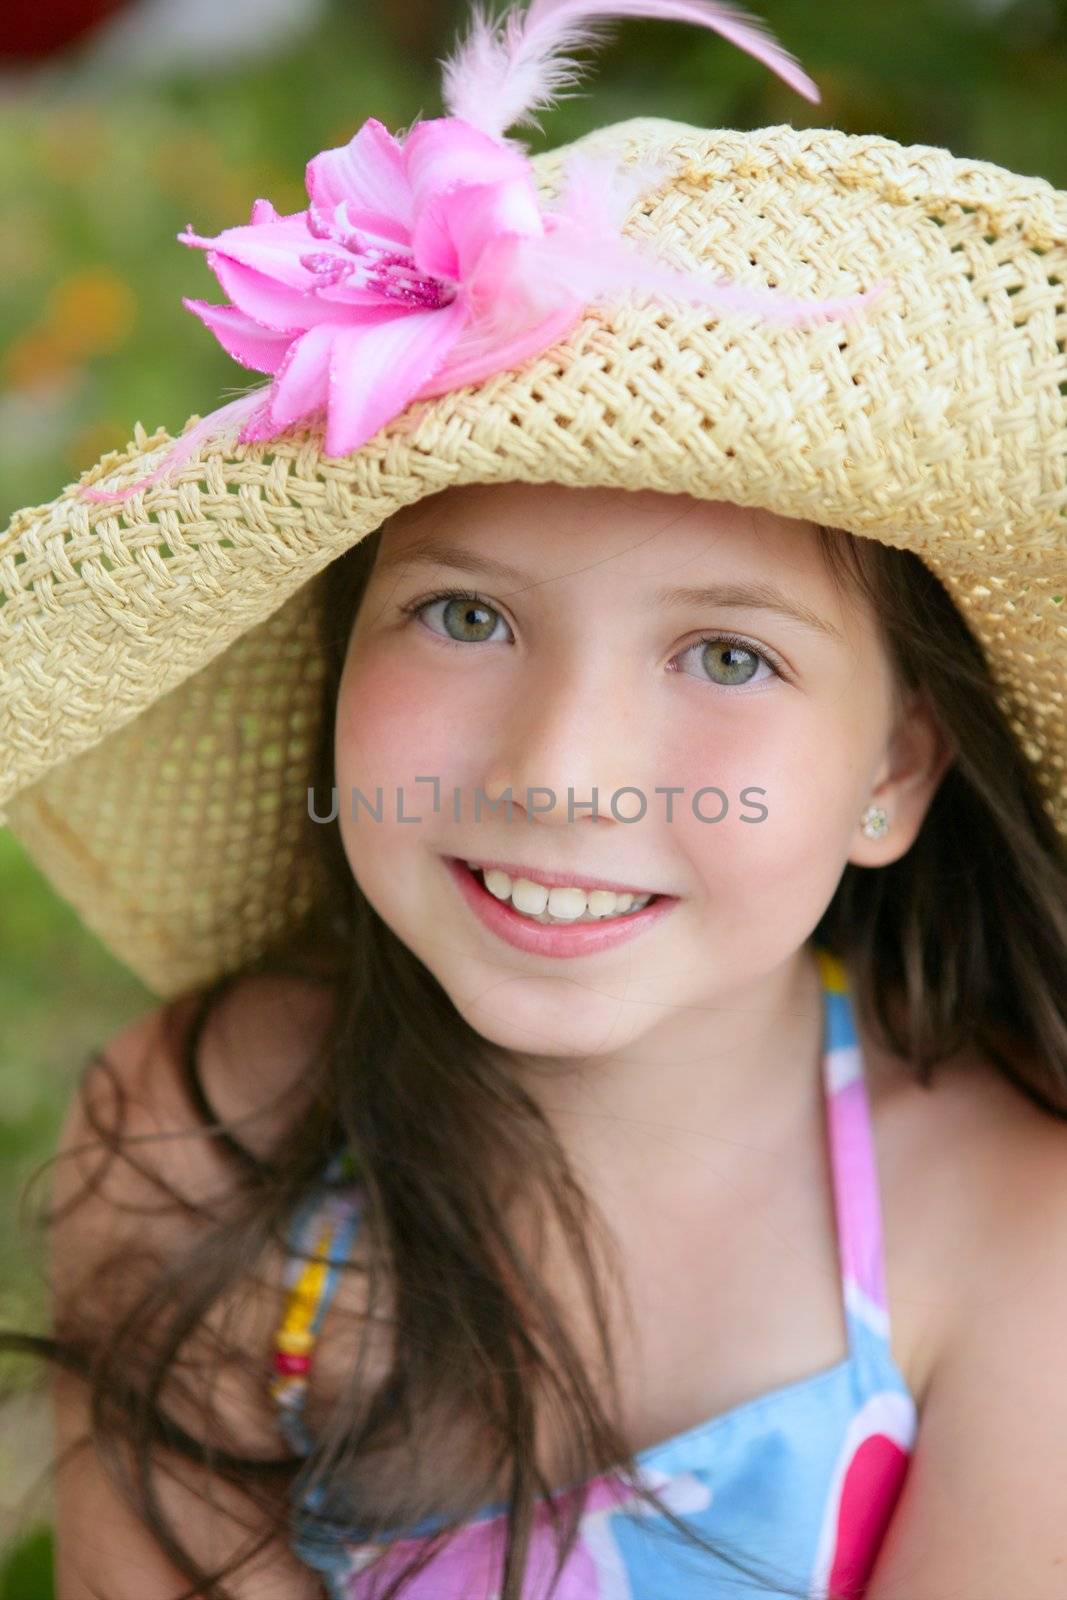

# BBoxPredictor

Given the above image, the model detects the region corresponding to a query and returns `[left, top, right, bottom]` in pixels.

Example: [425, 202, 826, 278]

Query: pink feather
[440, 0, 819, 141]
[80, 389, 270, 504]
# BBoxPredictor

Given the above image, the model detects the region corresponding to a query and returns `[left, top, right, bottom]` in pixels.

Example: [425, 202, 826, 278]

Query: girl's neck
[505, 941, 825, 1200]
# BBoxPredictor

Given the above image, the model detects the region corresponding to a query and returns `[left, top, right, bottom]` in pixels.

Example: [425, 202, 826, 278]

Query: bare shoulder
[870, 1027, 1067, 1394]
[173, 968, 338, 1159]
[49, 974, 342, 1597]
[896, 1034, 1067, 1227]
[62, 969, 337, 1171]
[862, 1044, 1067, 1597]
[933, 1038, 1067, 1303]
[51, 970, 339, 1436]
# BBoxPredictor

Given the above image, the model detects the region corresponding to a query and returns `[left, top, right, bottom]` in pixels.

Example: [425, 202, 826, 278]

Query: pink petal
[324, 297, 469, 456]
[403, 117, 542, 280]
[409, 194, 461, 282]
[421, 296, 583, 395]
[413, 175, 545, 283]
[264, 323, 337, 430]
[311, 270, 415, 308]
[406, 118, 547, 284]
[315, 202, 411, 250]
[403, 118, 532, 204]
[207, 254, 387, 331]
[306, 117, 414, 232]
[421, 233, 584, 393]
[180, 212, 320, 292]
[182, 298, 293, 374]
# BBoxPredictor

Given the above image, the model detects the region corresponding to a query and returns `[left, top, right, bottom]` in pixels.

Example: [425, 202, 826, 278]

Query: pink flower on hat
[180, 115, 591, 459]
[82, 0, 889, 505]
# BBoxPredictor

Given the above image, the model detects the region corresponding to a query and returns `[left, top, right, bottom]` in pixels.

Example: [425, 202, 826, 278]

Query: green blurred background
[1, 0, 1065, 1589]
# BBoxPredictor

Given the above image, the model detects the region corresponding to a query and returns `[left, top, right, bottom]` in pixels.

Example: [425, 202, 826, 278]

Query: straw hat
[2, 91, 1065, 997]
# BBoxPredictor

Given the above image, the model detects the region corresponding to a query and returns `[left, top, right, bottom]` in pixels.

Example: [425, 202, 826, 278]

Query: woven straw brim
[2, 118, 1065, 998]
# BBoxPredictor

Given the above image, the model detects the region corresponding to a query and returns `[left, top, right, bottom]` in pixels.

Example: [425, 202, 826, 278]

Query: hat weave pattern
[2, 120, 1064, 996]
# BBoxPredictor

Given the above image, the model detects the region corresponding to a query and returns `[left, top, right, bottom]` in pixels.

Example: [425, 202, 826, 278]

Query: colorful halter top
[269, 945, 919, 1598]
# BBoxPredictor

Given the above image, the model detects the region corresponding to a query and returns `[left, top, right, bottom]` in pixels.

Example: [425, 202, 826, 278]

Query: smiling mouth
[459, 860, 663, 925]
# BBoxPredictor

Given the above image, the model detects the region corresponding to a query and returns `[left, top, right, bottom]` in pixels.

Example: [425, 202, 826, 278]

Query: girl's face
[335, 483, 949, 1066]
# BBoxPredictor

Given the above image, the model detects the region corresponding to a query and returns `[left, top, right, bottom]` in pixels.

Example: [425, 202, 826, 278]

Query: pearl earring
[860, 803, 890, 839]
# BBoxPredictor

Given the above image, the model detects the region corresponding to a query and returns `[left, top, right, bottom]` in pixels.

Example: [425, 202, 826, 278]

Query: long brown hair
[3, 508, 1066, 1600]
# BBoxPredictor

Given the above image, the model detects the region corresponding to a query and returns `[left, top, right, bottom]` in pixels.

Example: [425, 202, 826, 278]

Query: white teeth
[513, 879, 552, 916]
[471, 865, 652, 924]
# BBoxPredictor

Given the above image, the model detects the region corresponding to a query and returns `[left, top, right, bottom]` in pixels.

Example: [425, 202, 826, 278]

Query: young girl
[1, 2, 1065, 1599]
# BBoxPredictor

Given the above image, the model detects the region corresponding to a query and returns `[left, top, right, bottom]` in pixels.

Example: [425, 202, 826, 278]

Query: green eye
[439, 596, 499, 642]
[402, 591, 780, 691]
[675, 633, 779, 689]
[401, 588, 508, 645]
[700, 640, 762, 686]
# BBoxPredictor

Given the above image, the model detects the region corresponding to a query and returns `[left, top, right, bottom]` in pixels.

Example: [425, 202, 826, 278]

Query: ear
[849, 687, 956, 867]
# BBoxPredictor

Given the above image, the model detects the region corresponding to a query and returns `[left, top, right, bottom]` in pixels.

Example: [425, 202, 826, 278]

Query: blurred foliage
[0, 824, 150, 1569]
[0, 0, 1065, 1574]
[0, 1524, 53, 1600]
[0, 828, 151, 1341]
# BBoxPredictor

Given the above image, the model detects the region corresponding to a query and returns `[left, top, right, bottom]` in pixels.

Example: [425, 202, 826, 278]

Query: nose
[481, 656, 646, 828]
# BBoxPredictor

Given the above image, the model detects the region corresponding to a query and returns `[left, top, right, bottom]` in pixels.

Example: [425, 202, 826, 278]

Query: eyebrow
[376, 537, 844, 643]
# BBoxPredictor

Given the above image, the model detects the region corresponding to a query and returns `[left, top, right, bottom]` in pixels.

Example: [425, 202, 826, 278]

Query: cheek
[659, 701, 866, 904]
[336, 637, 484, 778]
[333, 643, 488, 882]
[658, 699, 816, 833]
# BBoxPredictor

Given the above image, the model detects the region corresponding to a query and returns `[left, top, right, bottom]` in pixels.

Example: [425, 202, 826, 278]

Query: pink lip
[444, 856, 679, 959]
[459, 856, 664, 897]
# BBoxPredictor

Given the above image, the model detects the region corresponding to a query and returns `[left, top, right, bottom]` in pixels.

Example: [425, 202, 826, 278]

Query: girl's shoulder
[52, 971, 339, 1454]
[59, 969, 336, 1197]
[855, 1036, 1067, 1588]
[49, 973, 339, 1596]
[165, 968, 339, 1158]
[872, 1026, 1067, 1371]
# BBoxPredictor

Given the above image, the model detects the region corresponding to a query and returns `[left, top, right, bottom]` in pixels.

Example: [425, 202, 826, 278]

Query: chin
[449, 974, 640, 1063]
